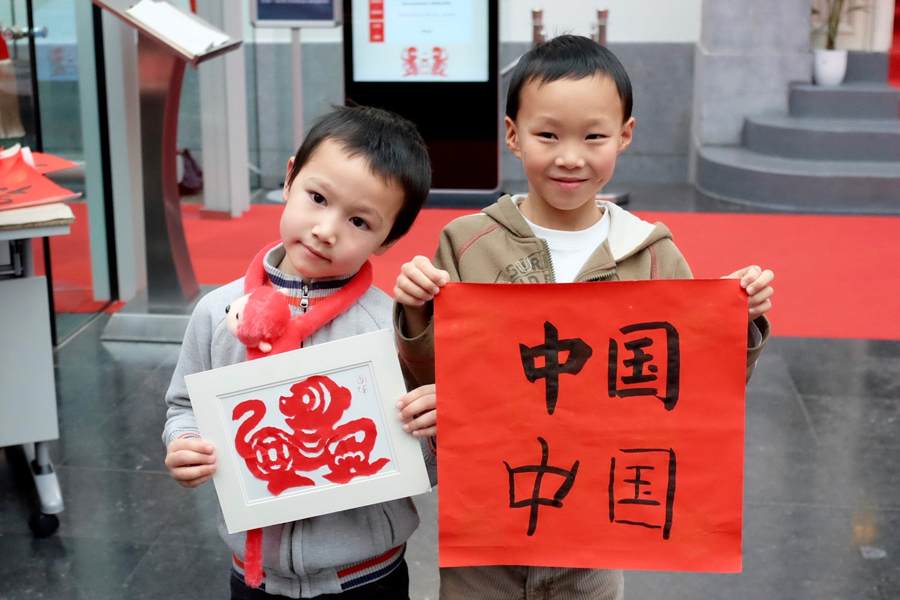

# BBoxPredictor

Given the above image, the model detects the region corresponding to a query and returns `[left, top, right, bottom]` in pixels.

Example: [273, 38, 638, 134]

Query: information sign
[252, 0, 342, 28]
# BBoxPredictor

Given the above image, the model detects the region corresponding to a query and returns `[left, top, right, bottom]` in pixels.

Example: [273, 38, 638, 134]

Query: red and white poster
[435, 280, 748, 573]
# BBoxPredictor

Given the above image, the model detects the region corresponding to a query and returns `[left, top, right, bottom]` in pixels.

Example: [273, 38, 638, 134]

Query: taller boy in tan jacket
[392, 35, 775, 600]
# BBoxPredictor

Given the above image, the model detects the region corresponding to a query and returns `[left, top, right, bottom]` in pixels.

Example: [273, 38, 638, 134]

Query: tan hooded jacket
[395, 194, 769, 388]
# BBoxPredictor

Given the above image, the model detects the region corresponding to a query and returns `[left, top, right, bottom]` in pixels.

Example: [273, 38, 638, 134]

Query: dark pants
[230, 560, 409, 600]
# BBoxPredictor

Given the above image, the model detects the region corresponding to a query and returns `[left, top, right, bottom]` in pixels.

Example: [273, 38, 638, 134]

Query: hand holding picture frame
[186, 329, 431, 534]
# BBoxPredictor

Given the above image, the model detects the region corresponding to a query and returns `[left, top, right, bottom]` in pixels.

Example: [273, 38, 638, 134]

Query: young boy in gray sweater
[163, 106, 436, 600]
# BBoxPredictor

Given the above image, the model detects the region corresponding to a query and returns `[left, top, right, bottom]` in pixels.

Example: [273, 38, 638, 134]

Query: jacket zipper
[539, 239, 558, 283]
[540, 239, 616, 283]
[582, 268, 617, 283]
[299, 284, 309, 310]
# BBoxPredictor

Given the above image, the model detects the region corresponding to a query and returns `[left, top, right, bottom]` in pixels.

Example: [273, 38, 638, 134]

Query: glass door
[1, 0, 115, 343]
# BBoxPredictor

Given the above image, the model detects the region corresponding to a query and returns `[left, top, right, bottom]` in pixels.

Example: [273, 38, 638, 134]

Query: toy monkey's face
[225, 294, 252, 338]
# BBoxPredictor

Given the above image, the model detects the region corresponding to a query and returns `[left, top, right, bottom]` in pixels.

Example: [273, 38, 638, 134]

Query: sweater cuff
[168, 428, 201, 446]
[393, 302, 437, 384]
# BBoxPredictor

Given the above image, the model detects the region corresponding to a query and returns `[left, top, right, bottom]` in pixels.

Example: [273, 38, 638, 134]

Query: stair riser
[790, 89, 900, 119]
[744, 122, 900, 162]
[844, 52, 890, 83]
[696, 154, 900, 212]
[694, 187, 900, 214]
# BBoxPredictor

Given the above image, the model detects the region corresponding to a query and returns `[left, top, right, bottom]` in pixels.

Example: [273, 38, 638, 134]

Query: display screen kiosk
[343, 0, 500, 207]
[92, 0, 241, 343]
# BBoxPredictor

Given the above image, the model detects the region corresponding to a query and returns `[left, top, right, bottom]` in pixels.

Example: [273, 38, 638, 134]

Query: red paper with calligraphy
[0, 153, 81, 211]
[434, 280, 747, 573]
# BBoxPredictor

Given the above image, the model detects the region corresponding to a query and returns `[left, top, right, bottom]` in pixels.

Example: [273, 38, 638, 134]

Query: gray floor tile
[53, 315, 181, 370]
[155, 480, 227, 550]
[802, 395, 900, 449]
[627, 503, 887, 600]
[745, 345, 797, 394]
[59, 363, 177, 471]
[745, 441, 900, 510]
[119, 541, 232, 600]
[49, 467, 197, 545]
[774, 338, 900, 400]
[52, 364, 161, 464]
[0, 533, 150, 600]
[863, 509, 899, 600]
[745, 381, 815, 448]
[407, 490, 439, 600]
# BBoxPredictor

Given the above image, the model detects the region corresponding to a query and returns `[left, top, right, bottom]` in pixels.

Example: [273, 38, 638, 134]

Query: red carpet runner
[36, 203, 900, 341]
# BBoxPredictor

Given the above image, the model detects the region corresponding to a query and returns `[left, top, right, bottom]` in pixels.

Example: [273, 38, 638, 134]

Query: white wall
[240, 0, 704, 43]
[503, 0, 703, 42]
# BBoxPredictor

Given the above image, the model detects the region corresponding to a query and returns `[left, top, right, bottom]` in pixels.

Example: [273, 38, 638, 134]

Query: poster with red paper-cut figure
[186, 330, 431, 534]
[350, 0, 488, 82]
[434, 280, 748, 573]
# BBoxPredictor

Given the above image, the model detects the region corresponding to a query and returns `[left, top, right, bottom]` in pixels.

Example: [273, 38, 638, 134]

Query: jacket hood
[484, 195, 673, 262]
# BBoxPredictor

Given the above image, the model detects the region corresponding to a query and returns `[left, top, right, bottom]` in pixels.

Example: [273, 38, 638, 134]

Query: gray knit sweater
[163, 277, 437, 598]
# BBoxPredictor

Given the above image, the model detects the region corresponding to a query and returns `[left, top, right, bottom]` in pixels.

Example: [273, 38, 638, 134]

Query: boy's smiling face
[279, 138, 403, 281]
[505, 74, 635, 231]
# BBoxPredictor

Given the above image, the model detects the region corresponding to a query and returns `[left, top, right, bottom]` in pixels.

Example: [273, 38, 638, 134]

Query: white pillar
[102, 13, 147, 302]
[197, 0, 251, 216]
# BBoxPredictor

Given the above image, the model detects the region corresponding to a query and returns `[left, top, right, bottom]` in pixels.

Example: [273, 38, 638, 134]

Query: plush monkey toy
[225, 286, 291, 354]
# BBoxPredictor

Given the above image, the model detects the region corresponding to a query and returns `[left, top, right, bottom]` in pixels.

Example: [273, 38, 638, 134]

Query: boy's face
[279, 138, 403, 280]
[505, 75, 635, 229]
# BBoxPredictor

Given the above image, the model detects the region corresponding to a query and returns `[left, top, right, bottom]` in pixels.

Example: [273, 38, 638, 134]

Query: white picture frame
[186, 329, 431, 534]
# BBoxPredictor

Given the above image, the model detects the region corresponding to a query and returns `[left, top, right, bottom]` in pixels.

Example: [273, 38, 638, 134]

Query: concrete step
[695, 146, 900, 213]
[844, 51, 890, 83]
[743, 115, 900, 161]
[789, 83, 900, 119]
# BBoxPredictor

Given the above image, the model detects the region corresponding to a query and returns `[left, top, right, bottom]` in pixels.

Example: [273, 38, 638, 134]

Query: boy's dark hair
[286, 105, 432, 245]
[506, 35, 633, 123]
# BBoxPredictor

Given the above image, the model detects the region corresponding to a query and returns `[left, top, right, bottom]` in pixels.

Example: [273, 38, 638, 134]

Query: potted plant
[811, 0, 867, 86]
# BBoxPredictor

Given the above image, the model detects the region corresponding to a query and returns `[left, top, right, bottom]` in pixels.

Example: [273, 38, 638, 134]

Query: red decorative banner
[435, 280, 747, 573]
[0, 153, 81, 211]
[31, 151, 79, 175]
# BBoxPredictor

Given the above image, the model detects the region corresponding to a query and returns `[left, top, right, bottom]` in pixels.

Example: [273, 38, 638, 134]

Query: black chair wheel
[28, 513, 59, 538]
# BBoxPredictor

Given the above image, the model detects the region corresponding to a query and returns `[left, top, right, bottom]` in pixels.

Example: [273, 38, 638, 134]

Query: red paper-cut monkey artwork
[232, 375, 390, 495]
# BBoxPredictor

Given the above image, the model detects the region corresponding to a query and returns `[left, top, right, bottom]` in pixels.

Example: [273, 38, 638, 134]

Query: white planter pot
[814, 49, 848, 86]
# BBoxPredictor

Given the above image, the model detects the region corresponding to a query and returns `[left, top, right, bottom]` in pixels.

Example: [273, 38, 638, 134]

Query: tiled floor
[2, 318, 898, 600]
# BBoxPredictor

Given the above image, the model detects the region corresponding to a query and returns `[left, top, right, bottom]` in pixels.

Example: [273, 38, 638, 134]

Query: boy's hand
[394, 256, 450, 307]
[165, 437, 217, 488]
[397, 384, 436, 438]
[724, 265, 774, 319]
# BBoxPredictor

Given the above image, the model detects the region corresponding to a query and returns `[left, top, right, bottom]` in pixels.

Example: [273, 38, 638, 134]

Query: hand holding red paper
[396, 384, 437, 438]
[394, 255, 450, 306]
[723, 265, 775, 318]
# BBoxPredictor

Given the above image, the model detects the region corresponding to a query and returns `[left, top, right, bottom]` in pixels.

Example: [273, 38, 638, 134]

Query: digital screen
[254, 0, 338, 26]
[351, 0, 489, 82]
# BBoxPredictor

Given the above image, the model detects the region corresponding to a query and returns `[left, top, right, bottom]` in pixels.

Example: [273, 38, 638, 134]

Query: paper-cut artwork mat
[187, 329, 431, 533]
[434, 280, 747, 573]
